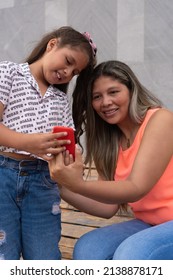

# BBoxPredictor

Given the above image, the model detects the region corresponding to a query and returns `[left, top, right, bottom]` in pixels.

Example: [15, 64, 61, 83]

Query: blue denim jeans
[0, 155, 61, 260]
[73, 219, 173, 260]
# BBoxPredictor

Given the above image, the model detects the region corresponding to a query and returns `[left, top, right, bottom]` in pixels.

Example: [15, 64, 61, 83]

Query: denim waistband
[0, 155, 49, 171]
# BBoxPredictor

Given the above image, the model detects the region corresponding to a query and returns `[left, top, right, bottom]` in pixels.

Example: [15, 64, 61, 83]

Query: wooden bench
[59, 168, 133, 260]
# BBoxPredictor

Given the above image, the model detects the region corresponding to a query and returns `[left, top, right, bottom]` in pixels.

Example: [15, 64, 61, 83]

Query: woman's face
[92, 76, 131, 125]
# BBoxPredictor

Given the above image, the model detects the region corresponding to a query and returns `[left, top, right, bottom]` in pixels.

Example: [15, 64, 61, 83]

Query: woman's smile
[102, 108, 119, 118]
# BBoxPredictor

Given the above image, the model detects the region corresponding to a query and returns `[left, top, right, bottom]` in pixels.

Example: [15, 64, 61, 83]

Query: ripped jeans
[0, 155, 61, 260]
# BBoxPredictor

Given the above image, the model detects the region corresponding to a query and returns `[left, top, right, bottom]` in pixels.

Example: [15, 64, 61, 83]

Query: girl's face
[92, 76, 131, 125]
[42, 39, 89, 85]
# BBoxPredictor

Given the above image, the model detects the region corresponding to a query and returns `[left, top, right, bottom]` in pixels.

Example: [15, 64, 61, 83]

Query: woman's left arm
[49, 109, 173, 204]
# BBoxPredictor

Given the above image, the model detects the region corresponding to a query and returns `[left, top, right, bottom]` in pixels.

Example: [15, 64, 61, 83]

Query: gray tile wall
[0, 0, 172, 108]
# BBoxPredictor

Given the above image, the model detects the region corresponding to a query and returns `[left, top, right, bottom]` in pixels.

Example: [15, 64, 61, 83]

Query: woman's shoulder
[149, 108, 173, 120]
[146, 108, 173, 130]
[139, 108, 173, 137]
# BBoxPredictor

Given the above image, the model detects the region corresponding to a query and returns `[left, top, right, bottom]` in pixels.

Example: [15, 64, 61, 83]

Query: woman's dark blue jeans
[73, 218, 173, 260]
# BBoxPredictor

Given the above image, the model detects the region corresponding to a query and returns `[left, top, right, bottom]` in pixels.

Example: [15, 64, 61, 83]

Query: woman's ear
[46, 38, 58, 51]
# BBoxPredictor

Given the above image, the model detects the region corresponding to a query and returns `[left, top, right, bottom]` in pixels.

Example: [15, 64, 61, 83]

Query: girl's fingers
[47, 139, 71, 149]
[49, 131, 67, 140]
[47, 146, 66, 155]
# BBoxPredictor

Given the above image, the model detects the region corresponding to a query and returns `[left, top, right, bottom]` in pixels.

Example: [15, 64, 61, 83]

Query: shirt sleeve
[0, 61, 13, 107]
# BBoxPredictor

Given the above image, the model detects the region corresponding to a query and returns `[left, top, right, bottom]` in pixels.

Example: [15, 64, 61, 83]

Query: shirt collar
[17, 62, 66, 98]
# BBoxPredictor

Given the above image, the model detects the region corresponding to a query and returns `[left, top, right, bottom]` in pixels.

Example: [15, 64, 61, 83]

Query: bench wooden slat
[60, 236, 77, 247]
[62, 210, 132, 228]
[61, 223, 95, 239]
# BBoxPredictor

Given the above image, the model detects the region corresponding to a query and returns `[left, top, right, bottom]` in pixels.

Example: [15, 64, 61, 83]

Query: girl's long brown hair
[25, 26, 97, 94]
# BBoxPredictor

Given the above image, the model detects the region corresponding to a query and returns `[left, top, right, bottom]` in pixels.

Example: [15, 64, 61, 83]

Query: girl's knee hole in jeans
[0, 230, 6, 259]
[0, 230, 6, 245]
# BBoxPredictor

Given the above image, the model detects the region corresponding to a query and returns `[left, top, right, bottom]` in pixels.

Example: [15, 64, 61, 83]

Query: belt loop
[0, 155, 6, 165]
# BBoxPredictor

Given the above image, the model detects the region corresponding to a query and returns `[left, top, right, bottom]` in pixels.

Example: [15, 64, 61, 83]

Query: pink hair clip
[83, 31, 97, 57]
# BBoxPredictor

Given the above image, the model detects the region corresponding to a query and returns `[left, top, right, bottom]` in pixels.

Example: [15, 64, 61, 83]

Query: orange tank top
[115, 108, 173, 225]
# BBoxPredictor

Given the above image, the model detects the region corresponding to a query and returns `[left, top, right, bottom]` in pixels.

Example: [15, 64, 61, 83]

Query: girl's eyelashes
[66, 57, 72, 65]
[65, 57, 80, 76]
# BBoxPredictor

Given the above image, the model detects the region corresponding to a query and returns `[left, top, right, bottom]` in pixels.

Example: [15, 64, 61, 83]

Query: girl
[0, 26, 97, 260]
[49, 60, 173, 260]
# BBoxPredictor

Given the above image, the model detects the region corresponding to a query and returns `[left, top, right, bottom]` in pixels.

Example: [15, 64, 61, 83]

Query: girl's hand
[48, 146, 84, 191]
[24, 132, 72, 161]
[0, 122, 73, 161]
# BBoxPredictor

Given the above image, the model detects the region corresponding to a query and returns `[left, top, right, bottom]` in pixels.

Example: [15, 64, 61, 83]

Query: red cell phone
[53, 126, 75, 158]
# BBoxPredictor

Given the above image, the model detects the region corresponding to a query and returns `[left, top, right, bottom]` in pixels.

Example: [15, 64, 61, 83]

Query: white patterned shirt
[0, 61, 74, 155]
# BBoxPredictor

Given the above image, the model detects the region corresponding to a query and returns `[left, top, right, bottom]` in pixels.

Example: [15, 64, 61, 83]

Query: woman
[49, 60, 173, 260]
